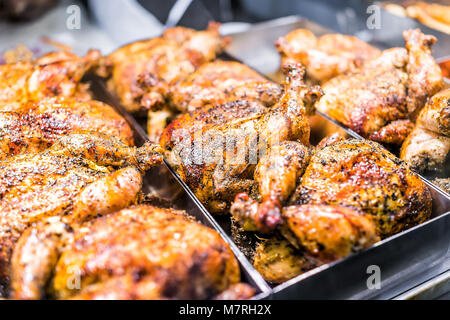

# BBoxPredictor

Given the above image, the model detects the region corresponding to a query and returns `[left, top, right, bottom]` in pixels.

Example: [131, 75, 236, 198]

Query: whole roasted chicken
[233, 137, 432, 238]
[0, 97, 134, 159]
[401, 88, 450, 172]
[106, 23, 228, 114]
[231, 137, 432, 282]
[292, 138, 432, 238]
[0, 50, 104, 104]
[315, 29, 443, 145]
[161, 61, 322, 215]
[0, 133, 162, 295]
[10, 205, 254, 300]
[276, 29, 380, 83]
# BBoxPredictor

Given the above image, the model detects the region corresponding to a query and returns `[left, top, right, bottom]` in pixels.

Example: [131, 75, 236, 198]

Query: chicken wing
[0, 97, 134, 159]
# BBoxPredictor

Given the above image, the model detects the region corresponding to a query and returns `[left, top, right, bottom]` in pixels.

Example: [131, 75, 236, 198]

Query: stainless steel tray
[90, 16, 450, 300]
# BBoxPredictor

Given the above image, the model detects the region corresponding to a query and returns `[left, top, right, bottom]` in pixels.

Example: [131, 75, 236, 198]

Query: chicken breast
[292, 139, 432, 238]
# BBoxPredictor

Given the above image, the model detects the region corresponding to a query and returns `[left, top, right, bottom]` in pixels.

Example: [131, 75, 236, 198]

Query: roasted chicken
[0, 97, 134, 159]
[290, 138, 432, 238]
[405, 1, 450, 35]
[0, 50, 104, 104]
[315, 29, 443, 145]
[158, 60, 282, 148]
[0, 133, 162, 295]
[251, 236, 312, 283]
[401, 88, 450, 172]
[232, 199, 379, 265]
[106, 23, 228, 114]
[276, 29, 380, 83]
[231, 137, 431, 281]
[10, 205, 253, 300]
[161, 61, 321, 215]
[146, 60, 280, 141]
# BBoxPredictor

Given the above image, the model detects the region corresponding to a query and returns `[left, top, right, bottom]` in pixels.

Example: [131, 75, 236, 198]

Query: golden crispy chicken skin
[292, 139, 432, 238]
[0, 133, 163, 294]
[0, 50, 104, 103]
[106, 23, 228, 114]
[162, 61, 321, 214]
[231, 195, 378, 266]
[276, 29, 380, 83]
[401, 88, 450, 172]
[0, 97, 134, 159]
[160, 99, 268, 151]
[316, 29, 443, 145]
[11, 205, 250, 300]
[147, 60, 280, 143]
[168, 60, 282, 113]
